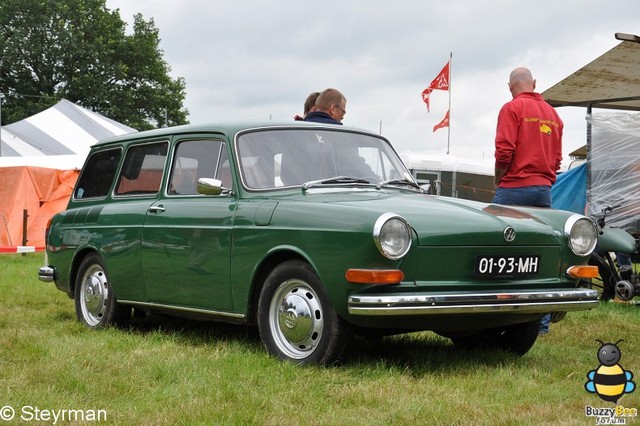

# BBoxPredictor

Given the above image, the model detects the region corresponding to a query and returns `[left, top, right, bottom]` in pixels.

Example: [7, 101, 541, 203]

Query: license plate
[474, 255, 540, 278]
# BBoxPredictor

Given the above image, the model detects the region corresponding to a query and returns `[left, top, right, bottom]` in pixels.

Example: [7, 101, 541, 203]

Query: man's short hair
[304, 92, 320, 115]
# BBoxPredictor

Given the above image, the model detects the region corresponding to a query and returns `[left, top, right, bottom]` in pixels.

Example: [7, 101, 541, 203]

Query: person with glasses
[304, 88, 346, 125]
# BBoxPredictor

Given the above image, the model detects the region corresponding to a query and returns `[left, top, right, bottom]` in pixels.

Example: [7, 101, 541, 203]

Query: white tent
[0, 99, 137, 248]
[0, 99, 137, 169]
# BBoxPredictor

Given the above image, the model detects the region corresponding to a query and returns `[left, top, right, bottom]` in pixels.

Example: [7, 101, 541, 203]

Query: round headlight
[564, 215, 597, 256]
[373, 213, 412, 259]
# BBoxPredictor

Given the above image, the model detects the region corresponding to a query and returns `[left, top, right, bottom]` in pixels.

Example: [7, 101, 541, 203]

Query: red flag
[421, 88, 433, 112]
[430, 61, 450, 91]
[422, 61, 450, 112]
[433, 109, 450, 132]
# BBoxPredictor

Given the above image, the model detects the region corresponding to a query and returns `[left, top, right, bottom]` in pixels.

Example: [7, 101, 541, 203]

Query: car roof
[94, 121, 368, 147]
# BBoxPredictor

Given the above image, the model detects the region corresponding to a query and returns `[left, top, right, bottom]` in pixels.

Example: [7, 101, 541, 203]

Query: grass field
[2, 253, 640, 425]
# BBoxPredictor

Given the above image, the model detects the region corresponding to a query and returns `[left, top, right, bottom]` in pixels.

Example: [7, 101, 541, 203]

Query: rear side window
[115, 141, 168, 196]
[74, 148, 122, 199]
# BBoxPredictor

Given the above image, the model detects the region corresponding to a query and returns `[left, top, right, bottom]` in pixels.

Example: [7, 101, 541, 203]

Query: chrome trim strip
[348, 288, 599, 316]
[118, 300, 245, 319]
[564, 214, 598, 256]
[373, 212, 412, 260]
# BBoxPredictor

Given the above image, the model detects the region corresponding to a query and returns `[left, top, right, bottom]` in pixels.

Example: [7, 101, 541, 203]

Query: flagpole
[447, 52, 452, 155]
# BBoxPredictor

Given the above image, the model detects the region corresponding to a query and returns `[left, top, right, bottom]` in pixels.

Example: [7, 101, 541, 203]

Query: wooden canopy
[542, 33, 640, 111]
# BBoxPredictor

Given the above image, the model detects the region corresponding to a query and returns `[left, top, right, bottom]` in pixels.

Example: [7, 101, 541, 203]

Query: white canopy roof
[0, 99, 137, 169]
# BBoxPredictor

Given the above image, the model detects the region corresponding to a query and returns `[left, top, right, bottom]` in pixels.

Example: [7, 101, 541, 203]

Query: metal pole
[446, 52, 452, 155]
[586, 104, 592, 216]
[22, 209, 28, 245]
[22, 209, 28, 257]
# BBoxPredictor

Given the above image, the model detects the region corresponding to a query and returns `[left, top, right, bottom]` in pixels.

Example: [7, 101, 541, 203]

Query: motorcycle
[584, 204, 638, 301]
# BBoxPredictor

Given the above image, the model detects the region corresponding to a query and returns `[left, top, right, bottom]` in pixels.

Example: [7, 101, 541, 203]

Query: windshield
[236, 128, 414, 190]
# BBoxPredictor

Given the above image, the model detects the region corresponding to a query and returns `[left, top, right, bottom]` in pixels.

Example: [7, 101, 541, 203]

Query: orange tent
[0, 166, 79, 247]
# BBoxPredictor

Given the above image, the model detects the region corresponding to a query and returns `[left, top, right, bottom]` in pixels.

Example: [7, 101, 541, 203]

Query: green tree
[0, 0, 188, 130]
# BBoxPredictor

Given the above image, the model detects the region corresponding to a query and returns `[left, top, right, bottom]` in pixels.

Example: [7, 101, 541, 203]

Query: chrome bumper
[348, 288, 599, 316]
[38, 266, 55, 283]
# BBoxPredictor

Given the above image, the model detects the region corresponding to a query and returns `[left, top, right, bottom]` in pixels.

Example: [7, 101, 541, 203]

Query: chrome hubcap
[270, 279, 323, 359]
[80, 265, 108, 326]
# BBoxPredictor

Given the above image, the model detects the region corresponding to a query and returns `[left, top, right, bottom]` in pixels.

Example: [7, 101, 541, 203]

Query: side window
[115, 141, 168, 196]
[74, 148, 122, 199]
[168, 140, 228, 196]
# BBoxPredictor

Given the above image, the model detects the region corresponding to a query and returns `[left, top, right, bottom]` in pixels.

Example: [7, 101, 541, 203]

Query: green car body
[39, 121, 599, 364]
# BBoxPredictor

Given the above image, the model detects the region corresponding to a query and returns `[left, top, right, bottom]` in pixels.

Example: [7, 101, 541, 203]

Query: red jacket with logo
[494, 92, 563, 188]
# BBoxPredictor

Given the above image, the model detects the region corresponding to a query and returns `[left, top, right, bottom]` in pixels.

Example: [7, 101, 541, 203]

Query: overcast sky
[106, 0, 639, 168]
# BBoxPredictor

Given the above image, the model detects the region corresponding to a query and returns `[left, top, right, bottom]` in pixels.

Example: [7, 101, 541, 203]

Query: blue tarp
[551, 162, 586, 214]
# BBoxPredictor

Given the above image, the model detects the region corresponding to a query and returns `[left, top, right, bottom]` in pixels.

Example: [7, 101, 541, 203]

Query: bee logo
[585, 339, 635, 403]
[539, 124, 552, 135]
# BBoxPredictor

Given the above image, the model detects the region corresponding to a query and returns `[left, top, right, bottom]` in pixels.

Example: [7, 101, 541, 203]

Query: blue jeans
[492, 186, 552, 208]
[539, 313, 551, 334]
[493, 185, 552, 334]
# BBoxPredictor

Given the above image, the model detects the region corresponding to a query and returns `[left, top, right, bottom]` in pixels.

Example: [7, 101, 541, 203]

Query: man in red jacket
[492, 67, 563, 208]
[492, 67, 563, 335]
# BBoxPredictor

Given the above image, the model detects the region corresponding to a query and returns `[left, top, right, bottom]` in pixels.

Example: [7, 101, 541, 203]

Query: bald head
[315, 88, 347, 122]
[508, 67, 536, 98]
[315, 88, 346, 110]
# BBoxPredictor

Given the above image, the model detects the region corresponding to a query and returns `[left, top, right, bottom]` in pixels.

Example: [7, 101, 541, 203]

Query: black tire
[257, 260, 352, 365]
[74, 253, 131, 329]
[451, 320, 539, 356]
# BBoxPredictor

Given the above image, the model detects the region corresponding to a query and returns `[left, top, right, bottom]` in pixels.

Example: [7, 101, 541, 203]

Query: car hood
[281, 189, 565, 246]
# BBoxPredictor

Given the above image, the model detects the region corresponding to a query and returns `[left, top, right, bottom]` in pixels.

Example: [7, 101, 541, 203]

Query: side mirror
[419, 179, 432, 193]
[419, 179, 441, 195]
[197, 178, 223, 195]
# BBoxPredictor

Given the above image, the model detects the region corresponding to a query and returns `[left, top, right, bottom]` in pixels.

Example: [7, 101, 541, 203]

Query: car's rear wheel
[257, 260, 352, 365]
[450, 320, 539, 356]
[74, 253, 131, 328]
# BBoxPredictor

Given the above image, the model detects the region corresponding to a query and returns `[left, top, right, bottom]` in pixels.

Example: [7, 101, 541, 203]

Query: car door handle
[148, 205, 165, 213]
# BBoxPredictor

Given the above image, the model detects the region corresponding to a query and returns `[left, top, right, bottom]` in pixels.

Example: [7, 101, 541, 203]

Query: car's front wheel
[257, 260, 352, 365]
[450, 320, 539, 356]
[74, 253, 131, 329]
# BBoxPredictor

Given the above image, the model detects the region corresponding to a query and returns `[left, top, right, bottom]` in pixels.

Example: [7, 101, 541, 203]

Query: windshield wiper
[375, 179, 422, 191]
[302, 176, 371, 190]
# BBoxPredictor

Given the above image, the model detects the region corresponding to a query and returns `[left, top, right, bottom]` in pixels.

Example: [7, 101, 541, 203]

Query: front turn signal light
[566, 265, 599, 279]
[345, 269, 404, 284]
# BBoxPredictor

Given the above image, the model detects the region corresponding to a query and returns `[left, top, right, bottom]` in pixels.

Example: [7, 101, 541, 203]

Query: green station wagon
[39, 121, 600, 365]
